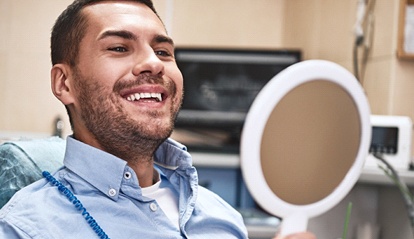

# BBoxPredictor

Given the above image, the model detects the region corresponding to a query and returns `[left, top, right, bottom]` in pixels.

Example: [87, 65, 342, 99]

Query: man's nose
[132, 49, 165, 76]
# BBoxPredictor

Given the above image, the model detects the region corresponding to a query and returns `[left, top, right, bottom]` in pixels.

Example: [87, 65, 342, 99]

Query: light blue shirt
[0, 137, 248, 239]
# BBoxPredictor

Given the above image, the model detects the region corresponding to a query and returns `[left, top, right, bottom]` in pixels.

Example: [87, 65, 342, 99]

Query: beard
[72, 69, 182, 162]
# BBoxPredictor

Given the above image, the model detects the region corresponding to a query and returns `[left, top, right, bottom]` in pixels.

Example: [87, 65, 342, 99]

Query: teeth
[127, 95, 135, 101]
[134, 93, 141, 100]
[151, 93, 162, 102]
[126, 93, 162, 102]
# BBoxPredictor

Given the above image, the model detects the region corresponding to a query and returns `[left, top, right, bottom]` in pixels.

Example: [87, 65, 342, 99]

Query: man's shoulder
[0, 174, 79, 239]
[196, 185, 239, 213]
[1, 178, 52, 216]
[0, 169, 72, 221]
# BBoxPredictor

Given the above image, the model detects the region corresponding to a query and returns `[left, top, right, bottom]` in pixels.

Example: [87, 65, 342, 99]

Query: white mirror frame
[240, 60, 371, 236]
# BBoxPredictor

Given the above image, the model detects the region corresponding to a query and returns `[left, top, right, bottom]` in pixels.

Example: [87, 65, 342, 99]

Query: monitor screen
[370, 126, 399, 155]
[172, 48, 301, 152]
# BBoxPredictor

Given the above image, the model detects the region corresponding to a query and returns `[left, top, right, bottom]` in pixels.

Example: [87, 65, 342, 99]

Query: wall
[165, 0, 284, 48]
[0, 0, 73, 137]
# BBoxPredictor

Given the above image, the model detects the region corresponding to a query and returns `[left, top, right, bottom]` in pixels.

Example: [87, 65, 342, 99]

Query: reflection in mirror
[261, 80, 361, 205]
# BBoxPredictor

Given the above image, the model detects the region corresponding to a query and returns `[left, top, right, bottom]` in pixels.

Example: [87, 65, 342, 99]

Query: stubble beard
[73, 70, 182, 162]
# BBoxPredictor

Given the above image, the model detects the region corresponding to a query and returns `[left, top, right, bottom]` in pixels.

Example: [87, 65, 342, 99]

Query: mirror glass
[261, 80, 360, 205]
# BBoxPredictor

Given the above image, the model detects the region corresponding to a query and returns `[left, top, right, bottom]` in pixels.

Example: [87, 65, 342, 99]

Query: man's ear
[51, 64, 75, 105]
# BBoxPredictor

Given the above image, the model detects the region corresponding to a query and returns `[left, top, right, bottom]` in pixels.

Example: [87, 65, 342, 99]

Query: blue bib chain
[42, 171, 111, 239]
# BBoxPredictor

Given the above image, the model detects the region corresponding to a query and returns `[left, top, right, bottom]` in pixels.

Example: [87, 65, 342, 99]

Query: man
[0, 1, 314, 238]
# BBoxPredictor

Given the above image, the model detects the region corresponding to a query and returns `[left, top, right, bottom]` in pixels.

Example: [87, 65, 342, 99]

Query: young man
[0, 1, 314, 238]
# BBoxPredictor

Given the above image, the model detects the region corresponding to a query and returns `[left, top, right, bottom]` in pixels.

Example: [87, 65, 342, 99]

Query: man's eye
[109, 47, 127, 52]
[155, 50, 172, 57]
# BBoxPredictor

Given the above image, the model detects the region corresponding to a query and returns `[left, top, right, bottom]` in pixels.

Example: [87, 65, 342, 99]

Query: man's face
[69, 2, 183, 155]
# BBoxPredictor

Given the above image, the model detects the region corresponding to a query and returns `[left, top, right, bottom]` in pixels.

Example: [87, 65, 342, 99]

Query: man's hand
[274, 232, 316, 239]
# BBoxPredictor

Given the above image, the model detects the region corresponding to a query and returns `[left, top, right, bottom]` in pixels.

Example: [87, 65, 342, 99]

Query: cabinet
[398, 0, 414, 59]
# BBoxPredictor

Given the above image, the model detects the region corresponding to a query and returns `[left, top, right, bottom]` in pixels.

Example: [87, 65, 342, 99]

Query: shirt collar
[154, 138, 192, 169]
[63, 136, 127, 200]
[63, 136, 192, 200]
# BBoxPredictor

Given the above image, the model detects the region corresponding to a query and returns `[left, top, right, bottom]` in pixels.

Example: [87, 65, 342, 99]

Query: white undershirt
[141, 179, 180, 229]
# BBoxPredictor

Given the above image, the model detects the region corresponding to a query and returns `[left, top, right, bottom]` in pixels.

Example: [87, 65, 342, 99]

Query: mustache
[113, 73, 166, 92]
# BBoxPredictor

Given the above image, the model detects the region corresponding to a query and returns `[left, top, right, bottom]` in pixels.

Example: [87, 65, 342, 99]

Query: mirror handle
[280, 212, 308, 237]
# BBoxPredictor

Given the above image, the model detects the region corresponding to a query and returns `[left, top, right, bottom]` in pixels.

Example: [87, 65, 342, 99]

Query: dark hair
[51, 0, 159, 67]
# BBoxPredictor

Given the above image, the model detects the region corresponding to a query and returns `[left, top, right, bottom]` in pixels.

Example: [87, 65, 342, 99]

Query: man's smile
[125, 92, 163, 102]
[119, 84, 169, 105]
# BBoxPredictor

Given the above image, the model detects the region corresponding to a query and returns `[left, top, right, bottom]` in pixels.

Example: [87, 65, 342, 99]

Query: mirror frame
[240, 60, 371, 234]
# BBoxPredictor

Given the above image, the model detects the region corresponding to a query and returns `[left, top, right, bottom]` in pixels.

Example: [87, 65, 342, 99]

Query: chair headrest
[0, 136, 65, 208]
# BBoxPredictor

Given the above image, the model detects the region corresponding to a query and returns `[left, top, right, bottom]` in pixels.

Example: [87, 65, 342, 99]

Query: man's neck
[127, 158, 158, 188]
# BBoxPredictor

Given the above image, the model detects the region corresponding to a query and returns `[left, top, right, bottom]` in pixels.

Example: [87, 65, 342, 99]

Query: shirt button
[149, 202, 158, 212]
[124, 172, 132, 179]
[108, 188, 117, 197]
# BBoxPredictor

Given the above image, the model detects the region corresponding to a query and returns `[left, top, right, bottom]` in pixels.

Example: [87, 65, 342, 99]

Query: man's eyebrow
[97, 30, 174, 46]
[98, 30, 137, 41]
[153, 34, 174, 47]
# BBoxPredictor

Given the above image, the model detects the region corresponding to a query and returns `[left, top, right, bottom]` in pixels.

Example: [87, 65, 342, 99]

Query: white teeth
[134, 93, 141, 100]
[127, 95, 135, 101]
[126, 92, 162, 102]
[151, 93, 162, 102]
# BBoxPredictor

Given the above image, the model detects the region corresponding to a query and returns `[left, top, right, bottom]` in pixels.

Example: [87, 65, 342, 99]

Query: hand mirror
[240, 60, 371, 236]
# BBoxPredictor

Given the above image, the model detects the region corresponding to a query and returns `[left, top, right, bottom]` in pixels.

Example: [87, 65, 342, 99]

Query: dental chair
[0, 137, 65, 208]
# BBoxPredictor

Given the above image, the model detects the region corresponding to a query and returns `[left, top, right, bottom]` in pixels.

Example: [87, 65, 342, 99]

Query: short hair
[51, 0, 159, 67]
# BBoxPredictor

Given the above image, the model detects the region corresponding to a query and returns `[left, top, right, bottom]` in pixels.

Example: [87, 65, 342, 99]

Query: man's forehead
[82, 1, 166, 34]
[83, 1, 147, 16]
[76, 1, 172, 49]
